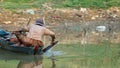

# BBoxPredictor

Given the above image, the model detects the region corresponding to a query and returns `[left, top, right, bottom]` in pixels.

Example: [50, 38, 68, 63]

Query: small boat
[0, 29, 58, 55]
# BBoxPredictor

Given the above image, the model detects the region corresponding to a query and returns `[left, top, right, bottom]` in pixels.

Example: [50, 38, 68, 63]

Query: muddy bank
[0, 7, 120, 44]
[0, 7, 120, 28]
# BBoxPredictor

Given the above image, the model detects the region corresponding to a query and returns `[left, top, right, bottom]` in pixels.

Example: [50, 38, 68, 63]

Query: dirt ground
[0, 7, 120, 30]
[0, 7, 120, 44]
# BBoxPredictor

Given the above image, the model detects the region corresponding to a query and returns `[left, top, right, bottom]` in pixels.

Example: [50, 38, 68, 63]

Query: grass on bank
[0, 0, 120, 9]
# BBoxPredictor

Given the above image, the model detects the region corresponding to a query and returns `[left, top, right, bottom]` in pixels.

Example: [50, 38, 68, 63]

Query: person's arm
[44, 28, 56, 45]
[51, 34, 55, 44]
[19, 24, 31, 32]
[20, 28, 29, 32]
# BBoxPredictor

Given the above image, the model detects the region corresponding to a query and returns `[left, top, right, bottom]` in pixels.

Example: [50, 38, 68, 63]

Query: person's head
[35, 18, 45, 26]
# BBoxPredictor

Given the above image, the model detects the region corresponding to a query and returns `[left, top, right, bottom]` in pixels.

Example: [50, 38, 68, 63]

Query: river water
[0, 48, 120, 68]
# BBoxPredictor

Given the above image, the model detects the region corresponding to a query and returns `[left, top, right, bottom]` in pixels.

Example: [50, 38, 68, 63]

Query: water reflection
[17, 55, 43, 68]
[49, 55, 58, 68]
[0, 49, 57, 68]
[0, 48, 120, 68]
[0, 49, 43, 68]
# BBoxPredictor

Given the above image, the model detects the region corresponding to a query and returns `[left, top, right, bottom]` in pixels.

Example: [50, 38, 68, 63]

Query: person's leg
[34, 45, 39, 54]
[10, 33, 31, 46]
[10, 38, 19, 43]
[32, 40, 43, 54]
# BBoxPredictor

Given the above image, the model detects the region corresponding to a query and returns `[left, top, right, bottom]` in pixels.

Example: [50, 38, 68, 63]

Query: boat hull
[0, 39, 43, 55]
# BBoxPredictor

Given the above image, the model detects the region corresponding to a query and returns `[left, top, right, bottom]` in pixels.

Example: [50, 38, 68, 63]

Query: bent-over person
[10, 19, 55, 53]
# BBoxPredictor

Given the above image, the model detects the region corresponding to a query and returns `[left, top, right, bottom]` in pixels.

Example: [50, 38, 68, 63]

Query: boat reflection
[0, 49, 43, 68]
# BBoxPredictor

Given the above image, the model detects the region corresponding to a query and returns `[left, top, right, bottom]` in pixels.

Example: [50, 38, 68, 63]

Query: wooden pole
[42, 17, 46, 45]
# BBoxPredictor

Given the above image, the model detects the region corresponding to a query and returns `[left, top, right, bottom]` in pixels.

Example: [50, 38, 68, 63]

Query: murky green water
[0, 44, 120, 68]
[0, 55, 120, 68]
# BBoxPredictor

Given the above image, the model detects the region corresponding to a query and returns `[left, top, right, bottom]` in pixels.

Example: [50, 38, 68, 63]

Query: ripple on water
[43, 49, 66, 57]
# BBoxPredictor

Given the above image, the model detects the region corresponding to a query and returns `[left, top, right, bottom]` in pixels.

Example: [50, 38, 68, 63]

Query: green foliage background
[1, 0, 120, 9]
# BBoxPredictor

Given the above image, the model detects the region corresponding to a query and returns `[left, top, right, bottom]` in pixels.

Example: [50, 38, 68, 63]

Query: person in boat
[10, 18, 55, 53]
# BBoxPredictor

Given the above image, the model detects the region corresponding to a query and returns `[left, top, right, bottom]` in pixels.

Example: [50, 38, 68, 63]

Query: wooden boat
[0, 29, 58, 55]
[0, 38, 43, 55]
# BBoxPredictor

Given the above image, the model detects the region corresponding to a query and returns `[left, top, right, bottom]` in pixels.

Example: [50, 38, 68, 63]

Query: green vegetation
[62, 0, 120, 8]
[0, 0, 38, 9]
[4, 0, 33, 3]
[0, 0, 120, 9]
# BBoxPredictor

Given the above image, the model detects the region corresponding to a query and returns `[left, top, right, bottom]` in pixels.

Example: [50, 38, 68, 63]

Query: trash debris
[26, 9, 35, 15]
[3, 21, 12, 24]
[96, 26, 106, 32]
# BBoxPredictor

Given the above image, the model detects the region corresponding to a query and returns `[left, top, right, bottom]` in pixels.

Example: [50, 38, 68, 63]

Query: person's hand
[51, 35, 55, 45]
[10, 29, 21, 35]
[17, 28, 24, 32]
[50, 41, 55, 45]
[50, 41, 58, 46]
